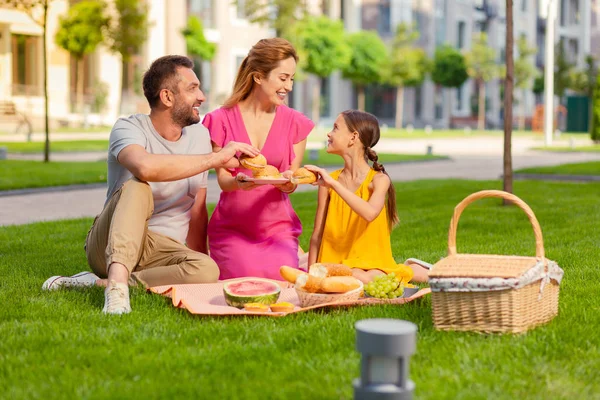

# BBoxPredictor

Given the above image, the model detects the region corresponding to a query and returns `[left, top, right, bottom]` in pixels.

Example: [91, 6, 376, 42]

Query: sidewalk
[1, 137, 599, 226]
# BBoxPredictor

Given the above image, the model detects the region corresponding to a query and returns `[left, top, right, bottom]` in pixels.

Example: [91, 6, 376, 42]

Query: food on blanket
[280, 265, 306, 283]
[319, 276, 362, 293]
[308, 263, 353, 278]
[270, 302, 295, 313]
[223, 278, 281, 308]
[252, 165, 281, 178]
[364, 272, 405, 299]
[291, 167, 317, 184]
[295, 274, 323, 293]
[239, 154, 267, 170]
[243, 303, 270, 312]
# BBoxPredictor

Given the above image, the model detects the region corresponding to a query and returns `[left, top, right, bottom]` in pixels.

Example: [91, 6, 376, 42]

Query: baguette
[309, 263, 353, 278]
[279, 265, 306, 283]
[320, 276, 362, 293]
[295, 274, 323, 293]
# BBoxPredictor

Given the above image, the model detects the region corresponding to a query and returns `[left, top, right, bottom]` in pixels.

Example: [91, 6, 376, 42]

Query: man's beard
[171, 98, 200, 127]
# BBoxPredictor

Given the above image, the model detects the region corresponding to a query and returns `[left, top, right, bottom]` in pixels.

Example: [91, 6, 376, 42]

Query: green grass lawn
[0, 160, 107, 191]
[516, 161, 600, 176]
[0, 140, 109, 153]
[533, 144, 600, 152]
[1, 179, 599, 399]
[0, 152, 442, 191]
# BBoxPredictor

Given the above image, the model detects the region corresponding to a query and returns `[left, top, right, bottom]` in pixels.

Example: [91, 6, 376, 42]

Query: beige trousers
[85, 179, 219, 287]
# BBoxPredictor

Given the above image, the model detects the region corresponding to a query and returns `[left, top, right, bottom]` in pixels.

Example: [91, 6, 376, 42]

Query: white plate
[244, 177, 290, 185]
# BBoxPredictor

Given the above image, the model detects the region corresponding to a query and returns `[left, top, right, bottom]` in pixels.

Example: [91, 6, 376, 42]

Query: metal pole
[543, 0, 557, 147]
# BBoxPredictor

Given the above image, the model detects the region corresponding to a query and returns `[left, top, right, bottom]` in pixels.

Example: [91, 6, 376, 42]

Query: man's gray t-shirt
[107, 114, 211, 244]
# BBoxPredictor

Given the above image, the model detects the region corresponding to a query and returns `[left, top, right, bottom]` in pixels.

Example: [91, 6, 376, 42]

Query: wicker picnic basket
[429, 190, 564, 334]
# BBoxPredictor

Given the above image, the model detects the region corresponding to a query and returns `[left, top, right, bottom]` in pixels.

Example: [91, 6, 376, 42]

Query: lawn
[0, 160, 107, 191]
[0, 152, 443, 191]
[533, 144, 600, 152]
[1, 179, 599, 399]
[0, 140, 109, 153]
[516, 161, 600, 176]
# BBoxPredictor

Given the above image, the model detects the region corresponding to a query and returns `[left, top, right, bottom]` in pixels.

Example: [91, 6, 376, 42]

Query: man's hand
[214, 141, 260, 169]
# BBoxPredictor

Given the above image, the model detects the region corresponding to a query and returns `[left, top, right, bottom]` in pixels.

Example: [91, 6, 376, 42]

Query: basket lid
[429, 254, 541, 279]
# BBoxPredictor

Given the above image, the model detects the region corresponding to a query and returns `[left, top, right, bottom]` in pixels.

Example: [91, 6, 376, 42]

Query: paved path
[1, 137, 599, 227]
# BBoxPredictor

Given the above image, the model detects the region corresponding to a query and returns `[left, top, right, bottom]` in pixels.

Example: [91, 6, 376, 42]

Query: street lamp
[353, 319, 417, 400]
[542, 0, 557, 147]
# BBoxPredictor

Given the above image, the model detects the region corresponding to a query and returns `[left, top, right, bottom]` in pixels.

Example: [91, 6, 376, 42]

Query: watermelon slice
[223, 278, 281, 309]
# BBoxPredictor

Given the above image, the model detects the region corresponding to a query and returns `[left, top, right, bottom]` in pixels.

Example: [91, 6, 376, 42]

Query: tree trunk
[43, 1, 50, 163]
[77, 58, 84, 114]
[357, 85, 365, 112]
[395, 86, 404, 129]
[518, 88, 526, 131]
[311, 77, 321, 127]
[478, 79, 486, 131]
[118, 60, 129, 115]
[503, 0, 514, 199]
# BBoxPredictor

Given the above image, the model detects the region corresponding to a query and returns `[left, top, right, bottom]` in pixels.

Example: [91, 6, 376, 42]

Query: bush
[591, 71, 600, 143]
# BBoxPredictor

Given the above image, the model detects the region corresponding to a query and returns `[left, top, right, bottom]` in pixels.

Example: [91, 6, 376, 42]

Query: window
[11, 34, 41, 95]
[457, 21, 466, 49]
[415, 85, 422, 119]
[187, 0, 214, 28]
[320, 77, 331, 118]
[378, 0, 392, 35]
[560, 0, 566, 26]
[521, 0, 527, 12]
[456, 85, 463, 112]
[435, 0, 446, 46]
[361, 0, 392, 35]
[435, 86, 443, 120]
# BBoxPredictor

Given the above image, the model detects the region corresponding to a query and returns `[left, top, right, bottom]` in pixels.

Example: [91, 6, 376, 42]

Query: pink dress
[202, 105, 314, 280]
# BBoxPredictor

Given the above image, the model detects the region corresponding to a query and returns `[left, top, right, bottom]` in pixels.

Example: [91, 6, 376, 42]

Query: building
[0, 0, 597, 131]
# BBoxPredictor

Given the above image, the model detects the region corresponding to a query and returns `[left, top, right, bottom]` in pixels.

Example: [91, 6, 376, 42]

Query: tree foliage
[107, 0, 149, 63]
[342, 31, 388, 86]
[514, 36, 537, 90]
[290, 16, 351, 78]
[431, 45, 468, 88]
[55, 1, 109, 60]
[465, 32, 502, 84]
[241, 0, 308, 38]
[181, 16, 216, 61]
[385, 23, 429, 88]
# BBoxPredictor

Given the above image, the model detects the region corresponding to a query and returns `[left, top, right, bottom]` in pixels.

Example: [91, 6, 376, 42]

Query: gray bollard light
[309, 148, 319, 161]
[353, 319, 417, 400]
[426, 145, 433, 156]
[0, 146, 7, 160]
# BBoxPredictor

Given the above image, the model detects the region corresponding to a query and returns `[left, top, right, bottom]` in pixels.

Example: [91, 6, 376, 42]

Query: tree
[289, 16, 351, 124]
[553, 42, 575, 103]
[341, 31, 388, 112]
[590, 71, 600, 143]
[181, 15, 217, 101]
[514, 36, 537, 130]
[107, 0, 149, 114]
[55, 0, 110, 113]
[503, 0, 515, 198]
[241, 0, 308, 38]
[1, 0, 52, 161]
[465, 32, 502, 131]
[431, 45, 468, 124]
[385, 23, 429, 129]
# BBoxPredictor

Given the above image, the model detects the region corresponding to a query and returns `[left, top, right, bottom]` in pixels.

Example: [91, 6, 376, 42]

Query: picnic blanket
[149, 279, 431, 317]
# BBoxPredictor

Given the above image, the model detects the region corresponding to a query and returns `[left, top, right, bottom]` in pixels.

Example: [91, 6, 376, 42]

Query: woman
[202, 38, 314, 280]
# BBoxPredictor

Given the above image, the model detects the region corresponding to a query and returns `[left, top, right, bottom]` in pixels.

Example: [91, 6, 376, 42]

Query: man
[42, 55, 259, 315]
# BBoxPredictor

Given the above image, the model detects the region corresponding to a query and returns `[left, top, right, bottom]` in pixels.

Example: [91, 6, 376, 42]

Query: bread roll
[240, 154, 267, 170]
[309, 263, 353, 278]
[320, 276, 362, 293]
[253, 165, 281, 178]
[291, 167, 317, 184]
[295, 274, 323, 293]
[270, 302, 295, 312]
[280, 265, 306, 283]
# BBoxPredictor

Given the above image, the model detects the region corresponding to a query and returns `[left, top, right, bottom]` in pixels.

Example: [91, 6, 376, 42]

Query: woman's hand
[304, 165, 336, 188]
[235, 173, 259, 191]
[275, 170, 297, 193]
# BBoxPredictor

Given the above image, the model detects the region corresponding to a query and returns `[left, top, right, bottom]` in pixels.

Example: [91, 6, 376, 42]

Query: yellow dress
[317, 169, 414, 282]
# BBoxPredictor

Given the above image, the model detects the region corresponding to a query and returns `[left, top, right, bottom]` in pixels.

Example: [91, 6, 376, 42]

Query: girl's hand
[304, 165, 336, 188]
[235, 173, 259, 191]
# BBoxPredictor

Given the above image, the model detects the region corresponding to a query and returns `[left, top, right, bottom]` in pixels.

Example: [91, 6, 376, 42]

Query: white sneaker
[102, 280, 131, 315]
[42, 271, 100, 291]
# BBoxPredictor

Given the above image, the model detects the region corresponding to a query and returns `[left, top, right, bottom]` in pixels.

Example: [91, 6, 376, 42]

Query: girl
[305, 110, 428, 284]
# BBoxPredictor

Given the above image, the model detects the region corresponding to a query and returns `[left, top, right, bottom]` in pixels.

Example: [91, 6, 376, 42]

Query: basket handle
[448, 190, 545, 260]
